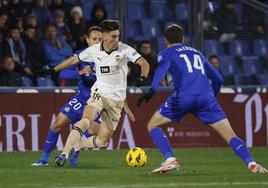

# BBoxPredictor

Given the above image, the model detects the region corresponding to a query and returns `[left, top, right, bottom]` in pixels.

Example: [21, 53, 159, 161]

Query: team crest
[115, 55, 121, 64]
[64, 107, 70, 112]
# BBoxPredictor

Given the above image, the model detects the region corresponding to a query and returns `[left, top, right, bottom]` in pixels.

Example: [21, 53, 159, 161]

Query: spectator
[208, 55, 234, 85]
[68, 6, 86, 50]
[215, 0, 243, 42]
[53, 10, 73, 45]
[128, 41, 157, 86]
[0, 11, 8, 61]
[31, 0, 53, 26]
[42, 23, 72, 84]
[243, 5, 266, 41]
[23, 25, 47, 73]
[86, 2, 107, 29]
[49, 0, 71, 20]
[4, 25, 33, 77]
[208, 55, 220, 70]
[25, 14, 42, 39]
[6, 0, 29, 22]
[0, 56, 23, 86]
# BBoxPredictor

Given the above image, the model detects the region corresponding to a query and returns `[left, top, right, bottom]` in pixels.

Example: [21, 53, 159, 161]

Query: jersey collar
[100, 42, 118, 55]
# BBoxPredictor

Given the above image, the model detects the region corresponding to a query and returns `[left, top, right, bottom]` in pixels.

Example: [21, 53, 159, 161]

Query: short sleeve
[78, 48, 94, 62]
[125, 45, 142, 63]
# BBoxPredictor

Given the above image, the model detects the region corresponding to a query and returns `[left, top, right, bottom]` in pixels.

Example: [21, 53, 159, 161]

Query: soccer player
[137, 24, 268, 174]
[31, 26, 103, 167]
[54, 19, 150, 166]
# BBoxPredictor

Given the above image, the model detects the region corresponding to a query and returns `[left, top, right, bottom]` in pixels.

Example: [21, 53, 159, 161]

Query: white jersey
[78, 42, 142, 101]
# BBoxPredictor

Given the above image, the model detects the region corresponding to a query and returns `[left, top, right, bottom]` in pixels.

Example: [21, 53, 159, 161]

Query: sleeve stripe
[134, 56, 143, 64]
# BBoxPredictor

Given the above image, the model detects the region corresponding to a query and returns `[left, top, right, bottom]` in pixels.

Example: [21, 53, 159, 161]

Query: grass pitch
[0, 148, 267, 188]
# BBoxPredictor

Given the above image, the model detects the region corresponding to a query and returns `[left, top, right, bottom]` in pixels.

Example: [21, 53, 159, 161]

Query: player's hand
[126, 110, 136, 122]
[135, 76, 147, 87]
[137, 88, 155, 106]
[35, 68, 56, 77]
[79, 66, 92, 75]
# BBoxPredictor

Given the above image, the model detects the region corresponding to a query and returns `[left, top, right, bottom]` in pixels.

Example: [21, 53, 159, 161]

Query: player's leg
[147, 111, 180, 173]
[31, 112, 70, 166]
[209, 119, 268, 173]
[63, 104, 99, 157]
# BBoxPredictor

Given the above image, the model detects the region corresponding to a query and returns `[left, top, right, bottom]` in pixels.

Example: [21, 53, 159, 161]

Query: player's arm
[135, 57, 150, 86]
[54, 56, 79, 72]
[123, 99, 135, 122]
[204, 57, 224, 96]
[126, 45, 149, 87]
[137, 53, 171, 106]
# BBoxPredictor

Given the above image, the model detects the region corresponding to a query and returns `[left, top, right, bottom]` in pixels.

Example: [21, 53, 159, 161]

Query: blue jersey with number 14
[151, 43, 223, 97]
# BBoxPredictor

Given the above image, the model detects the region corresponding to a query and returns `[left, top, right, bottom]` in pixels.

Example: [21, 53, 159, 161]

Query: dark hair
[164, 24, 184, 44]
[87, 26, 101, 35]
[208, 55, 219, 61]
[43, 23, 56, 31]
[100, 19, 120, 32]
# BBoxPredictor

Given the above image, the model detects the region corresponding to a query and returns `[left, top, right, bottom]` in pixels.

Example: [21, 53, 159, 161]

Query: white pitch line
[2, 182, 268, 188]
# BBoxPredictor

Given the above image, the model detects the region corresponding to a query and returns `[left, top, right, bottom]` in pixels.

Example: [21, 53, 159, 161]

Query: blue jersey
[151, 43, 226, 124]
[151, 44, 223, 97]
[59, 49, 97, 124]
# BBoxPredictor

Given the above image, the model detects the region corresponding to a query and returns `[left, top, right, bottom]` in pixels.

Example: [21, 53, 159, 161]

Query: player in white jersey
[55, 20, 150, 166]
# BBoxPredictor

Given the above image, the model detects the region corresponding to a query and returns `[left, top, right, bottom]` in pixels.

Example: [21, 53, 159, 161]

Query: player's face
[103, 30, 120, 51]
[86, 30, 102, 47]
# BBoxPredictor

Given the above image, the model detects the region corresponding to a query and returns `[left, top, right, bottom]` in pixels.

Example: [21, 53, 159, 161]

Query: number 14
[180, 54, 205, 75]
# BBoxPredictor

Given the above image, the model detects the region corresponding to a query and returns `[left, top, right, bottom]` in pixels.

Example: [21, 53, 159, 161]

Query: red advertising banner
[0, 93, 267, 151]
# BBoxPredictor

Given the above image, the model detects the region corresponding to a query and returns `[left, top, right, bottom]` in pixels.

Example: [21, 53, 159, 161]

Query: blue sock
[229, 137, 254, 165]
[41, 130, 59, 162]
[149, 128, 175, 160]
[83, 130, 91, 138]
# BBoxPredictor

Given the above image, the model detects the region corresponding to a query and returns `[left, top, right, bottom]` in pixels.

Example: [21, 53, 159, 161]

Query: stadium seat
[203, 39, 225, 56]
[219, 55, 239, 77]
[175, 3, 188, 21]
[127, 3, 147, 21]
[242, 56, 263, 76]
[21, 76, 32, 87]
[156, 37, 166, 52]
[234, 75, 253, 85]
[234, 2, 244, 23]
[82, 1, 94, 20]
[141, 19, 161, 39]
[206, 1, 219, 12]
[125, 22, 140, 40]
[105, 3, 115, 19]
[37, 77, 55, 87]
[228, 40, 251, 57]
[151, 3, 169, 21]
[256, 74, 268, 85]
[253, 39, 268, 58]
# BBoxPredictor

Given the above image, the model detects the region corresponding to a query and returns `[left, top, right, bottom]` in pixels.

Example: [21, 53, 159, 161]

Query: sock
[149, 128, 175, 160]
[83, 130, 91, 138]
[229, 137, 254, 165]
[41, 130, 59, 162]
[62, 128, 82, 157]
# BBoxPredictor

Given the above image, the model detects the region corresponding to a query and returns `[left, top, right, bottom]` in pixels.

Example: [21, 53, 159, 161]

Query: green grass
[0, 148, 267, 188]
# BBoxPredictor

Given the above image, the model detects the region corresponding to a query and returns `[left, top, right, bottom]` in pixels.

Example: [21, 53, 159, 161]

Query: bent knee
[96, 137, 108, 148]
[51, 121, 64, 132]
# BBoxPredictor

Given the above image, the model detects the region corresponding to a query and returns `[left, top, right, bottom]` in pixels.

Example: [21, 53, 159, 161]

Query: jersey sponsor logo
[115, 55, 121, 64]
[100, 66, 110, 73]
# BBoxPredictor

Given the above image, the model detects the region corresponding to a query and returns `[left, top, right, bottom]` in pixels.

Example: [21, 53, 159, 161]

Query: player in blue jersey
[31, 26, 103, 167]
[138, 24, 267, 174]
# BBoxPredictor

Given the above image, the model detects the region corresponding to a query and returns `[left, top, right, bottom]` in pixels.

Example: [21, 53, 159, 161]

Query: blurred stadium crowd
[0, 0, 267, 87]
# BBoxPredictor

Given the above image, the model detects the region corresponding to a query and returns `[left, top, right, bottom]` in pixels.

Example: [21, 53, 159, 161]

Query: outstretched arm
[54, 56, 80, 72]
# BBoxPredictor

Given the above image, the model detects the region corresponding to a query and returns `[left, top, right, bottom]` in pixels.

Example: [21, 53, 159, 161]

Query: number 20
[68, 98, 82, 110]
[180, 54, 205, 75]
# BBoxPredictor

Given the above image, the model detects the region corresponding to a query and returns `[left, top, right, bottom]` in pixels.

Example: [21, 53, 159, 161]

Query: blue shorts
[60, 95, 101, 125]
[158, 94, 226, 124]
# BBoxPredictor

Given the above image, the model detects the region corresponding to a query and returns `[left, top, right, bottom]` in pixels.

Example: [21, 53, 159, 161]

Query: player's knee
[51, 120, 64, 132]
[147, 119, 156, 132]
[77, 118, 90, 132]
